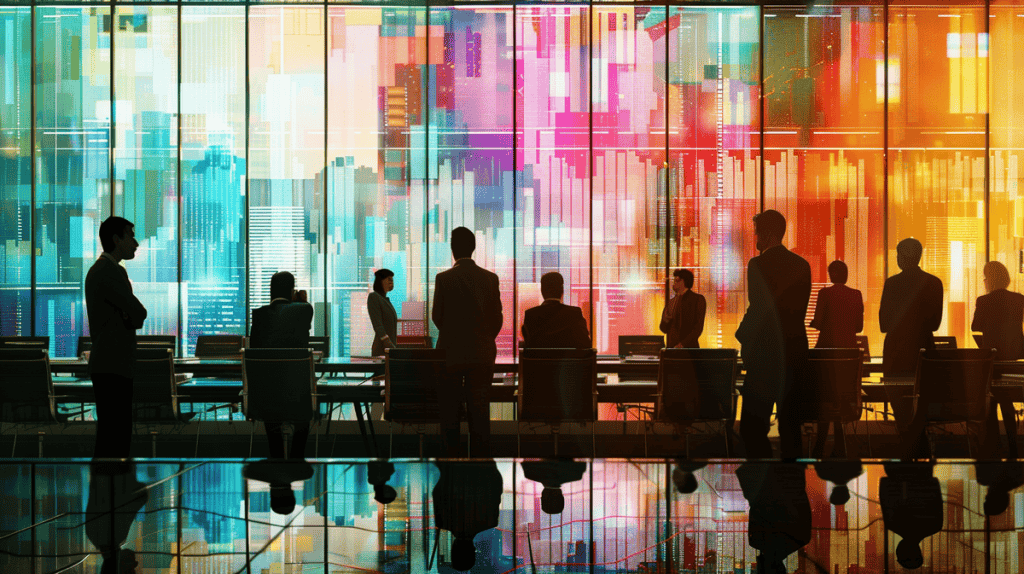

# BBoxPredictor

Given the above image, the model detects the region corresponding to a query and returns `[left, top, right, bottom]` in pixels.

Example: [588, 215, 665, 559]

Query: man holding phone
[249, 271, 314, 459]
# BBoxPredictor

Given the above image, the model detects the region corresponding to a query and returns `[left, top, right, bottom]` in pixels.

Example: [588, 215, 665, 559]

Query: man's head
[269, 271, 296, 301]
[984, 487, 1011, 517]
[829, 485, 851, 506]
[451, 227, 476, 260]
[98, 216, 138, 261]
[540, 272, 565, 300]
[540, 486, 565, 514]
[895, 539, 924, 569]
[983, 260, 1011, 293]
[827, 260, 849, 285]
[451, 537, 477, 571]
[672, 269, 694, 294]
[672, 468, 699, 494]
[269, 484, 296, 515]
[753, 210, 786, 252]
[896, 238, 923, 271]
[374, 484, 397, 505]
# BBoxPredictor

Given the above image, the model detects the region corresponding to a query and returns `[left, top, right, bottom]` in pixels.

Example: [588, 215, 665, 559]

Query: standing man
[85, 216, 148, 459]
[735, 210, 811, 459]
[809, 260, 864, 349]
[249, 271, 314, 460]
[521, 271, 591, 350]
[660, 268, 707, 348]
[432, 227, 503, 457]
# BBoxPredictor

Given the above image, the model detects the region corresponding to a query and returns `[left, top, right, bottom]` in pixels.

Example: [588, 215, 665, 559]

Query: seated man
[249, 271, 314, 460]
[521, 271, 591, 349]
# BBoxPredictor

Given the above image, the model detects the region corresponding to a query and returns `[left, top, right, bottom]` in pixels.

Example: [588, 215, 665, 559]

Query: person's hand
[292, 289, 308, 303]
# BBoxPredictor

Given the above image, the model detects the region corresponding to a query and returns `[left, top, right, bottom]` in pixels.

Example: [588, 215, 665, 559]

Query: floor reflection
[0, 459, 1022, 573]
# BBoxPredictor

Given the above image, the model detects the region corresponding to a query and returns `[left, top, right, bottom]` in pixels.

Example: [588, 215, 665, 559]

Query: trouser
[739, 385, 802, 459]
[265, 421, 310, 460]
[92, 373, 134, 459]
[440, 363, 493, 457]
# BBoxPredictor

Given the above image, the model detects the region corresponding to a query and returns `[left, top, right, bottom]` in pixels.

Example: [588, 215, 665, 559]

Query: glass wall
[3, 1, 1023, 357]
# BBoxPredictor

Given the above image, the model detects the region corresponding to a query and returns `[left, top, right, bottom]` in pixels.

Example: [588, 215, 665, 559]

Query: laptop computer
[618, 335, 664, 361]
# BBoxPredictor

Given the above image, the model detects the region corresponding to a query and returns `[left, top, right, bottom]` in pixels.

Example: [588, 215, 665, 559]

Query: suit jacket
[735, 245, 812, 387]
[433, 460, 503, 539]
[879, 267, 943, 377]
[249, 300, 314, 349]
[880, 463, 943, 545]
[432, 259, 503, 366]
[736, 463, 811, 562]
[660, 289, 706, 348]
[85, 255, 148, 378]
[522, 300, 591, 350]
[367, 291, 398, 357]
[810, 284, 864, 348]
[972, 289, 1024, 361]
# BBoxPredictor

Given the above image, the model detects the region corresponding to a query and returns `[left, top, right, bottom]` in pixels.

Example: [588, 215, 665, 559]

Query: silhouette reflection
[85, 462, 149, 574]
[367, 459, 397, 505]
[433, 459, 503, 572]
[672, 460, 707, 494]
[880, 462, 943, 570]
[813, 460, 864, 506]
[736, 462, 811, 574]
[520, 459, 587, 514]
[242, 459, 314, 515]
[974, 461, 1024, 517]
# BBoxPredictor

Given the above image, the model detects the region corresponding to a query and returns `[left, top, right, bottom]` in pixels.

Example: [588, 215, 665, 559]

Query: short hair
[540, 272, 564, 299]
[450, 227, 476, 259]
[984, 260, 1011, 291]
[540, 487, 565, 514]
[753, 209, 787, 240]
[98, 216, 134, 253]
[895, 540, 924, 570]
[673, 269, 695, 289]
[373, 268, 394, 295]
[827, 260, 849, 285]
[269, 271, 295, 301]
[896, 238, 923, 267]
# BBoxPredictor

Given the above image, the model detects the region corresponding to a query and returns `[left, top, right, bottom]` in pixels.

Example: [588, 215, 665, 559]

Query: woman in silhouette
[367, 269, 398, 356]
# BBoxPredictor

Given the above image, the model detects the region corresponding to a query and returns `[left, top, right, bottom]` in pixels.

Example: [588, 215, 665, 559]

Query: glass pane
[248, 6, 326, 334]
[113, 5, 180, 348]
[181, 6, 247, 356]
[887, 5, 987, 346]
[668, 6, 760, 351]
[35, 6, 111, 358]
[763, 4, 885, 349]
[0, 7, 31, 338]
[327, 7, 428, 358]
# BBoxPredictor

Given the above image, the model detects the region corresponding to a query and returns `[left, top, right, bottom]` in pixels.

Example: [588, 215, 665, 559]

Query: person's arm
[367, 293, 393, 347]
[685, 294, 706, 345]
[809, 288, 826, 331]
[575, 307, 592, 349]
[736, 259, 762, 344]
[249, 309, 263, 348]
[659, 298, 672, 335]
[971, 295, 984, 334]
[854, 290, 864, 334]
[926, 277, 944, 332]
[490, 273, 504, 339]
[878, 280, 892, 333]
[521, 314, 530, 347]
[431, 274, 444, 331]
[100, 266, 147, 329]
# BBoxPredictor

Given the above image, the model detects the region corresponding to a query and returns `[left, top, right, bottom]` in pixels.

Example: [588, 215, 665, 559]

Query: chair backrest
[914, 348, 995, 422]
[194, 335, 245, 358]
[854, 336, 871, 361]
[618, 336, 664, 358]
[0, 349, 57, 423]
[77, 336, 93, 358]
[137, 335, 177, 355]
[132, 348, 180, 422]
[933, 336, 958, 350]
[803, 348, 864, 422]
[656, 348, 738, 423]
[242, 348, 316, 423]
[0, 337, 50, 352]
[384, 348, 446, 423]
[395, 335, 433, 349]
[518, 348, 598, 423]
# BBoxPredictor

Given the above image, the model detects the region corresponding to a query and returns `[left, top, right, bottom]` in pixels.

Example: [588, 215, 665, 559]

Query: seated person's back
[250, 272, 314, 349]
[521, 272, 591, 349]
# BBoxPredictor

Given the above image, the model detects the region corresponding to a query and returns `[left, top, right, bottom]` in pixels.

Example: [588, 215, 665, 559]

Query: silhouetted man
[735, 210, 811, 459]
[520, 459, 587, 514]
[249, 271, 314, 459]
[522, 272, 591, 349]
[660, 268, 707, 348]
[242, 458, 314, 515]
[974, 461, 1024, 517]
[432, 227, 503, 457]
[813, 460, 863, 506]
[736, 462, 811, 574]
[810, 260, 863, 349]
[86, 217, 148, 459]
[879, 238, 943, 436]
[433, 460, 503, 572]
[85, 461, 148, 574]
[879, 462, 943, 570]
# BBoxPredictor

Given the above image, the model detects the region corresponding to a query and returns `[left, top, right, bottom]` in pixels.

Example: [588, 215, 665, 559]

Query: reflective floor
[1, 459, 1021, 573]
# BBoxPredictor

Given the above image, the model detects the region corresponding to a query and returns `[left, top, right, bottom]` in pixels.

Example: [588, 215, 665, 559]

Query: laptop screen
[618, 335, 664, 358]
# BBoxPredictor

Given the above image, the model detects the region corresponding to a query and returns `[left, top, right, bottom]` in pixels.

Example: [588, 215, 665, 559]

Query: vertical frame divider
[758, 1, 765, 213]
[883, 0, 890, 280]
[30, 5, 36, 338]
[984, 0, 991, 264]
[177, 1, 184, 355]
[110, 1, 116, 218]
[588, 2, 595, 350]
[512, 1, 518, 359]
[244, 3, 251, 337]
[323, 2, 329, 345]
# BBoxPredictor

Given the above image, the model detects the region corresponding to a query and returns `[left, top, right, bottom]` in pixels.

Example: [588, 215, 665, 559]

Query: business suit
[367, 291, 398, 357]
[249, 298, 314, 459]
[736, 463, 811, 568]
[432, 258, 503, 457]
[735, 244, 811, 458]
[879, 462, 943, 557]
[85, 253, 148, 458]
[972, 288, 1024, 457]
[810, 284, 864, 348]
[879, 266, 943, 377]
[522, 300, 591, 349]
[660, 289, 707, 348]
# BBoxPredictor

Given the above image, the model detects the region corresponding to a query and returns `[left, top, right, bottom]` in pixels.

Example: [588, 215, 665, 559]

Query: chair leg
[417, 426, 425, 459]
[553, 425, 559, 458]
[37, 432, 44, 458]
